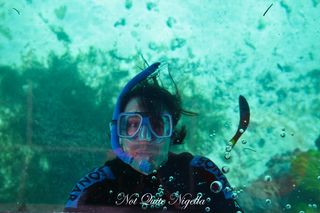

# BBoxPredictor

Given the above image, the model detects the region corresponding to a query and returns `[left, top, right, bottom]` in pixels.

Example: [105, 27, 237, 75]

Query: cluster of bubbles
[209, 181, 242, 201]
[170, 191, 180, 199]
[282, 203, 316, 213]
[156, 185, 164, 198]
[264, 175, 273, 207]
[224, 128, 247, 160]
[209, 130, 216, 137]
[280, 128, 295, 138]
[308, 203, 318, 208]
[139, 182, 167, 210]
[224, 141, 233, 160]
[140, 195, 165, 210]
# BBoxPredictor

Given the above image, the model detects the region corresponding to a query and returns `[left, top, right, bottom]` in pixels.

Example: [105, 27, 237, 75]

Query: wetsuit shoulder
[64, 165, 115, 210]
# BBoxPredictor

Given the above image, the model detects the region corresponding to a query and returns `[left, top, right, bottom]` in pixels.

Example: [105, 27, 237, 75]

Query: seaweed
[0, 50, 124, 204]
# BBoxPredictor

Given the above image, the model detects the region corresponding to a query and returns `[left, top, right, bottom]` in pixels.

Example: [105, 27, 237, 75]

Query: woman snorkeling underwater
[64, 62, 244, 212]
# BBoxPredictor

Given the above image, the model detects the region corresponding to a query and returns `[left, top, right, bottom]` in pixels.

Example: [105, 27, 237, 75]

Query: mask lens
[119, 114, 142, 137]
[118, 113, 172, 139]
[150, 114, 171, 137]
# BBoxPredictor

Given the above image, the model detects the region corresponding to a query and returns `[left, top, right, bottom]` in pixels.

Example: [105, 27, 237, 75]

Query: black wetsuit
[64, 152, 243, 212]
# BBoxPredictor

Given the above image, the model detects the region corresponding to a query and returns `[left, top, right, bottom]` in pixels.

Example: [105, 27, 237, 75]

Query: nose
[138, 124, 152, 141]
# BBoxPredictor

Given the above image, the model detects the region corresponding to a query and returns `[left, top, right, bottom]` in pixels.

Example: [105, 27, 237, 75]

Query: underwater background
[0, 0, 319, 212]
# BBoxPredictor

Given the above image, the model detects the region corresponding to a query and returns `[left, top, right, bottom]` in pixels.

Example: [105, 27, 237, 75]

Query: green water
[0, 1, 319, 212]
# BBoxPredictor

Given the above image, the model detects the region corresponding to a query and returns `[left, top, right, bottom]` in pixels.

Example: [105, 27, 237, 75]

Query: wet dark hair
[120, 76, 197, 145]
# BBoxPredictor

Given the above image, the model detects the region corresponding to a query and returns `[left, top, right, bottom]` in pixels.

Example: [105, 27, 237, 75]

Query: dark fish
[230, 95, 250, 148]
[13, 8, 20, 15]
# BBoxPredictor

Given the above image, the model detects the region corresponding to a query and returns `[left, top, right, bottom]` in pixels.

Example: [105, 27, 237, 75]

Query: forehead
[124, 97, 144, 112]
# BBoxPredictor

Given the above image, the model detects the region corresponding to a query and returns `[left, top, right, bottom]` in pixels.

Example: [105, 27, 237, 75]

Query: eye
[128, 117, 139, 127]
[150, 117, 164, 135]
[127, 116, 140, 135]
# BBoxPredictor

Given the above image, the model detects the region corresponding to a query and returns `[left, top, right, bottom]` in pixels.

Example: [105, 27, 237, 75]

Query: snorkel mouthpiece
[110, 62, 161, 174]
[135, 159, 152, 175]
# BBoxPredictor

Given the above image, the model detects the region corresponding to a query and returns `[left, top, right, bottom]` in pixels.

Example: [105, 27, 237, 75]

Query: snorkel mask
[110, 62, 170, 175]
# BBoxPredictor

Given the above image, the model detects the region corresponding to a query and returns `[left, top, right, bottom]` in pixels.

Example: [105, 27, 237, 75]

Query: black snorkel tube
[110, 62, 160, 173]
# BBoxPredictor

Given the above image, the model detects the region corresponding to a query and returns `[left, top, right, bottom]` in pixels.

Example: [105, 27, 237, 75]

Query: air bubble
[206, 197, 211, 202]
[210, 181, 223, 193]
[205, 207, 210, 212]
[231, 192, 238, 199]
[197, 192, 203, 197]
[153, 169, 157, 174]
[264, 175, 272, 182]
[109, 190, 113, 194]
[285, 204, 291, 209]
[241, 139, 247, 144]
[265, 199, 272, 205]
[225, 145, 232, 152]
[312, 204, 317, 208]
[209, 130, 216, 137]
[141, 203, 148, 210]
[317, 175, 320, 180]
[163, 206, 167, 211]
[169, 176, 174, 182]
[280, 132, 286, 137]
[152, 176, 156, 180]
[239, 129, 244, 133]
[224, 152, 231, 160]
[225, 186, 232, 192]
[299, 211, 305, 213]
[222, 166, 230, 174]
[171, 191, 179, 199]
